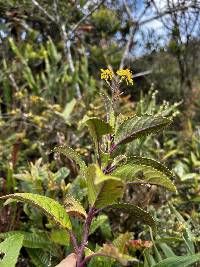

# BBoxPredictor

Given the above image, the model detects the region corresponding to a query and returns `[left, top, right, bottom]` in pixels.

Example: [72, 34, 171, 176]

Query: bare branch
[70, 0, 106, 38]
[31, 0, 55, 22]
[139, 2, 199, 27]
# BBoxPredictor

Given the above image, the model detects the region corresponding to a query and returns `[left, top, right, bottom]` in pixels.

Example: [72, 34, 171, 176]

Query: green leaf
[0, 231, 51, 249]
[153, 254, 200, 267]
[95, 180, 124, 208]
[81, 116, 114, 137]
[86, 164, 124, 207]
[144, 249, 156, 267]
[169, 205, 195, 254]
[86, 165, 99, 205]
[62, 98, 76, 123]
[112, 157, 176, 192]
[126, 157, 173, 177]
[113, 232, 132, 253]
[52, 146, 87, 177]
[89, 214, 108, 235]
[64, 194, 87, 219]
[80, 116, 114, 151]
[0, 193, 71, 229]
[114, 115, 171, 146]
[0, 234, 23, 267]
[108, 203, 156, 232]
[27, 248, 51, 267]
[50, 229, 70, 246]
[158, 242, 176, 258]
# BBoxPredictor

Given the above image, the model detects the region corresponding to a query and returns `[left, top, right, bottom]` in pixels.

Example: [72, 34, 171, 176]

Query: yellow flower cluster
[100, 68, 114, 81]
[116, 69, 133, 85]
[100, 68, 133, 85]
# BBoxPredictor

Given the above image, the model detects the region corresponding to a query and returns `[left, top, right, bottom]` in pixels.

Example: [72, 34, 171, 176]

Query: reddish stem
[76, 206, 97, 267]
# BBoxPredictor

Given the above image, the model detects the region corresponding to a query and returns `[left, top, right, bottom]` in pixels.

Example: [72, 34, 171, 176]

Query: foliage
[0, 68, 181, 267]
[0, 1, 200, 266]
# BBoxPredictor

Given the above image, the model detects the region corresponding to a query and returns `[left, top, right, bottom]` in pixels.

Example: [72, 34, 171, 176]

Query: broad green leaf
[0, 193, 71, 229]
[126, 157, 173, 177]
[0, 234, 23, 267]
[50, 229, 70, 246]
[64, 194, 87, 219]
[112, 157, 176, 192]
[114, 115, 171, 146]
[86, 164, 124, 207]
[81, 116, 114, 137]
[153, 254, 200, 267]
[86, 165, 99, 205]
[93, 164, 121, 185]
[113, 232, 133, 253]
[27, 248, 51, 267]
[0, 231, 51, 249]
[80, 116, 114, 152]
[53, 146, 87, 177]
[108, 203, 156, 232]
[89, 214, 108, 235]
[99, 243, 137, 266]
[94, 180, 124, 208]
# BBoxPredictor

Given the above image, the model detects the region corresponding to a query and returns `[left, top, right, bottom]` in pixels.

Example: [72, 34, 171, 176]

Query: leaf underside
[64, 194, 87, 219]
[108, 203, 156, 232]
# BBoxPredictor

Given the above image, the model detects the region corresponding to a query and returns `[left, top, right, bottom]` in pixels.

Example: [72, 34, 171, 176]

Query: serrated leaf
[127, 157, 173, 177]
[89, 214, 108, 235]
[86, 164, 124, 207]
[0, 234, 23, 267]
[113, 232, 132, 253]
[0, 231, 51, 249]
[153, 254, 200, 267]
[0, 193, 71, 229]
[99, 243, 137, 266]
[64, 194, 87, 219]
[108, 203, 156, 232]
[52, 146, 87, 177]
[112, 157, 176, 192]
[114, 115, 171, 146]
[94, 180, 124, 208]
[27, 248, 51, 267]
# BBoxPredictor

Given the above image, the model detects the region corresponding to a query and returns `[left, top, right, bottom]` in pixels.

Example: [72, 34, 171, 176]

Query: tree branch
[31, 0, 55, 22]
[70, 0, 106, 38]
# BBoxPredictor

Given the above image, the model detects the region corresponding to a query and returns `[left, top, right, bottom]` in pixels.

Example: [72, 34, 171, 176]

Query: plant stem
[79, 253, 106, 267]
[76, 206, 97, 267]
[68, 230, 79, 254]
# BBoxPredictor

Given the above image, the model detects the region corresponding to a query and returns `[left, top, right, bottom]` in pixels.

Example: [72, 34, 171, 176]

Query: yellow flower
[100, 68, 114, 81]
[116, 69, 133, 85]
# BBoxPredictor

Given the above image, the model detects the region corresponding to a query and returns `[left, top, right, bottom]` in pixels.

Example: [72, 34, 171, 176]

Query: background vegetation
[0, 0, 200, 266]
